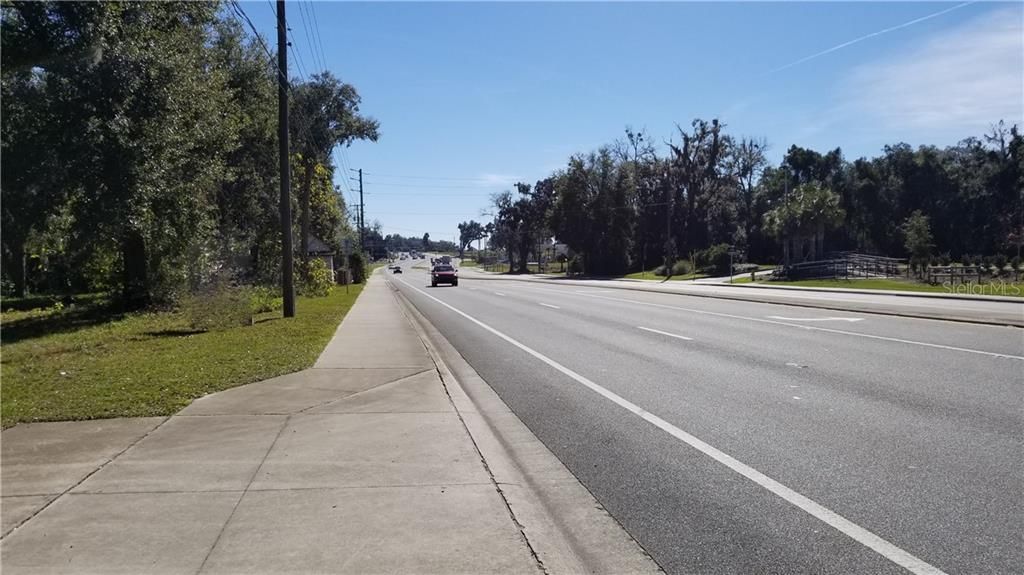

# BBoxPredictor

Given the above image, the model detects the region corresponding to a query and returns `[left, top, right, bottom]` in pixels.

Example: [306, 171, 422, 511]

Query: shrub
[1011, 255, 1021, 271]
[567, 255, 584, 275]
[653, 264, 669, 277]
[297, 258, 334, 297]
[250, 286, 283, 314]
[671, 259, 693, 276]
[347, 252, 367, 284]
[697, 243, 732, 275]
[939, 252, 951, 266]
[992, 254, 1007, 276]
[180, 283, 252, 332]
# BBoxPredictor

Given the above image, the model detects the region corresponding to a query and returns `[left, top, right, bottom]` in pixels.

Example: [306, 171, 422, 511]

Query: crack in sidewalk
[0, 416, 173, 540]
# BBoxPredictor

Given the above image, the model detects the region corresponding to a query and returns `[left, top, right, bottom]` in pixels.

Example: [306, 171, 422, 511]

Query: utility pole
[350, 169, 365, 254]
[277, 0, 295, 318]
[359, 168, 365, 252]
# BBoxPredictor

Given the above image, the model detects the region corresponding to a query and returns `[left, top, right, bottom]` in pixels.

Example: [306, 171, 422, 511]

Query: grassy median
[731, 277, 1023, 297]
[1, 285, 364, 428]
[622, 270, 708, 281]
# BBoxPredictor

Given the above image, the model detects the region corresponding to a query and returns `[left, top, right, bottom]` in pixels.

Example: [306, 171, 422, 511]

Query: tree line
[1, 1, 378, 306]
[479, 120, 1022, 276]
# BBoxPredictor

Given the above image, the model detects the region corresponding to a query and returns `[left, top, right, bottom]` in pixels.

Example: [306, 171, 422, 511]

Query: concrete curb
[465, 269, 1022, 303]
[459, 273, 1024, 328]
[389, 281, 664, 575]
[711, 280, 1024, 303]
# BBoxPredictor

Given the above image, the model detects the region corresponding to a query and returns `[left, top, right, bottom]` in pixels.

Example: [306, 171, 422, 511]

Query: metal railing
[774, 252, 904, 280]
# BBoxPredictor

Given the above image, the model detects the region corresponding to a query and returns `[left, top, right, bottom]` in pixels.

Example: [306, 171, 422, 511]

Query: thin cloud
[845, 7, 1023, 133]
[764, 2, 975, 76]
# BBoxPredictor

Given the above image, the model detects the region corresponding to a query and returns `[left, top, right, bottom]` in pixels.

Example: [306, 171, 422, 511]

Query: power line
[363, 172, 522, 183]
[228, 1, 286, 81]
[305, 0, 331, 73]
[364, 191, 496, 197]
[287, 34, 308, 80]
[256, 0, 306, 81]
[295, 0, 323, 72]
[362, 181, 510, 190]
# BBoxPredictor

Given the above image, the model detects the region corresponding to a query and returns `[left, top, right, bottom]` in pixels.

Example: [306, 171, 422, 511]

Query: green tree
[290, 72, 378, 268]
[900, 210, 934, 277]
[668, 119, 731, 253]
[1, 70, 59, 296]
[51, 2, 235, 307]
[763, 183, 845, 264]
[728, 137, 768, 254]
[458, 220, 484, 258]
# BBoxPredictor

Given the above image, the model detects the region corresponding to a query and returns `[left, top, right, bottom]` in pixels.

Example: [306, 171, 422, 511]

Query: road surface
[462, 268, 1023, 326]
[387, 262, 1022, 575]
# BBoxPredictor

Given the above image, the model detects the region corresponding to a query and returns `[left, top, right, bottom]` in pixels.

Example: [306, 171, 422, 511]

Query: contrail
[764, 1, 976, 75]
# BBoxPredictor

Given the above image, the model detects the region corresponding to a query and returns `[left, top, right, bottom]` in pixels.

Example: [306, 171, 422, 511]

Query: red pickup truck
[431, 264, 458, 287]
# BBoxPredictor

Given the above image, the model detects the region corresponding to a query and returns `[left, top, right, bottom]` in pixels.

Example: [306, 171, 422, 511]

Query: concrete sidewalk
[1, 274, 659, 574]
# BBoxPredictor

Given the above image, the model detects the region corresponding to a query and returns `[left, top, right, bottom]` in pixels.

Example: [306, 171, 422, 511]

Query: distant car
[431, 264, 457, 287]
[392, 267, 403, 274]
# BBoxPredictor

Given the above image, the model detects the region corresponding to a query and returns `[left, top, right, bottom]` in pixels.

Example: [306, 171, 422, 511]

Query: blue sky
[243, 1, 1023, 242]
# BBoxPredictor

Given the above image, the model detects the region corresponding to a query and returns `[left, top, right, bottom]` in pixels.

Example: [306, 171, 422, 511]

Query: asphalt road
[464, 271, 1024, 326]
[386, 262, 1023, 575]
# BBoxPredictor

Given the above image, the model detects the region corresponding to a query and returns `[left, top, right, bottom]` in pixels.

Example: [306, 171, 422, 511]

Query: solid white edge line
[394, 277, 948, 575]
[637, 326, 694, 341]
[518, 285, 1023, 361]
[494, 292, 506, 296]
[539, 303, 561, 309]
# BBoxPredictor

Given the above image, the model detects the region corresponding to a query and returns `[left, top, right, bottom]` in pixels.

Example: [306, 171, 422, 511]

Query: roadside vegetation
[3, 2, 377, 308]
[455, 121, 1020, 284]
[1, 286, 364, 427]
[1, 3, 383, 426]
[624, 270, 707, 281]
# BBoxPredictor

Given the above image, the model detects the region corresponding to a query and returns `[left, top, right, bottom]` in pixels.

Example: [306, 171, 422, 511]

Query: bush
[250, 286, 283, 314]
[1011, 255, 1021, 271]
[180, 283, 252, 332]
[939, 252, 951, 266]
[696, 243, 731, 275]
[653, 264, 669, 277]
[567, 255, 584, 275]
[671, 259, 693, 276]
[993, 254, 1007, 276]
[347, 252, 367, 284]
[297, 258, 334, 297]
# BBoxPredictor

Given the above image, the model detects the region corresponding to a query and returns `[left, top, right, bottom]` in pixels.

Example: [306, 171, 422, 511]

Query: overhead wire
[305, 0, 331, 74]
[254, 0, 369, 231]
[363, 172, 522, 182]
[295, 0, 324, 73]
[361, 181, 512, 190]
[228, 1, 286, 81]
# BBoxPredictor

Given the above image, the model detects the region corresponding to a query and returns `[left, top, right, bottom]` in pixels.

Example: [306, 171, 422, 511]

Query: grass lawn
[622, 269, 708, 281]
[1, 285, 364, 427]
[732, 277, 1023, 297]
